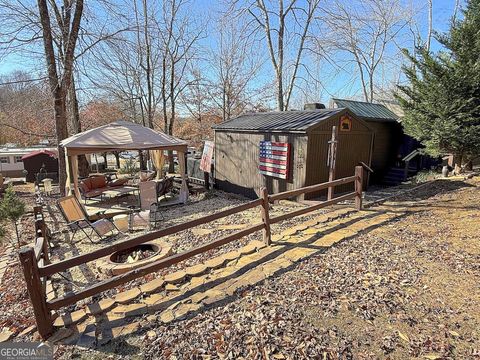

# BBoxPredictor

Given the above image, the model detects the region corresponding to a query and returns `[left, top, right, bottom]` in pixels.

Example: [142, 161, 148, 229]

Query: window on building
[14, 156, 23, 163]
[0, 156, 10, 164]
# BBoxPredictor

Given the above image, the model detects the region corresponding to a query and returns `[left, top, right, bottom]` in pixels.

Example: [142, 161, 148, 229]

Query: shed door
[305, 131, 373, 199]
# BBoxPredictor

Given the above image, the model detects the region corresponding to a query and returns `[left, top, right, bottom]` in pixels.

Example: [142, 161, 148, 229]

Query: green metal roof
[332, 98, 399, 122]
[212, 108, 345, 132]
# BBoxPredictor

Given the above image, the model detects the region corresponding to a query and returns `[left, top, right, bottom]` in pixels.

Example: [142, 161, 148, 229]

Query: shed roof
[213, 108, 345, 132]
[21, 149, 58, 160]
[332, 98, 399, 122]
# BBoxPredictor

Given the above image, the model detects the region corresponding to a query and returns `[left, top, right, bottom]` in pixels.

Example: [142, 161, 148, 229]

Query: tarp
[60, 120, 187, 156]
[150, 150, 165, 180]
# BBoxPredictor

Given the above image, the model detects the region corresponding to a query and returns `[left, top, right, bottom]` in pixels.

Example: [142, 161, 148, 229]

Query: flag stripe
[259, 162, 287, 170]
[260, 170, 287, 179]
[259, 158, 288, 165]
[259, 165, 287, 173]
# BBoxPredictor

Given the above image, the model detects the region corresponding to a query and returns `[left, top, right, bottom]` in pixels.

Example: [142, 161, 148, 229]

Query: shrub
[0, 184, 26, 246]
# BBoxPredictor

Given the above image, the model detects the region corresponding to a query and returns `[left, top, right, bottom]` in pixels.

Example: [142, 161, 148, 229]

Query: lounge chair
[129, 181, 164, 230]
[57, 195, 120, 243]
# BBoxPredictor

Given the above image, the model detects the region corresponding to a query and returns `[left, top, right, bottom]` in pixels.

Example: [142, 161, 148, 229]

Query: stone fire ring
[96, 240, 173, 276]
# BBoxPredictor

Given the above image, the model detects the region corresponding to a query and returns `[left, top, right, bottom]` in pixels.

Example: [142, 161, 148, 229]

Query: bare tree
[321, 0, 408, 103]
[37, 0, 84, 194]
[181, 67, 211, 122]
[0, 72, 54, 144]
[237, 0, 321, 111]
[426, 0, 433, 52]
[208, 15, 266, 121]
[0, 0, 128, 186]
[158, 0, 202, 171]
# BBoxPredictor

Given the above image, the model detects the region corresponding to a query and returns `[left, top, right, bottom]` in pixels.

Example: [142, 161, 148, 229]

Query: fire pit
[97, 240, 173, 276]
[110, 244, 159, 264]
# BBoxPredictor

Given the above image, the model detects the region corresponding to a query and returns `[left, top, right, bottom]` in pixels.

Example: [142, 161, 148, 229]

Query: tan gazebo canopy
[60, 120, 189, 202]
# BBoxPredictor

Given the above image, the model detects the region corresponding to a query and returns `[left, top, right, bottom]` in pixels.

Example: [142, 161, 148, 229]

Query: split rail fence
[19, 166, 364, 339]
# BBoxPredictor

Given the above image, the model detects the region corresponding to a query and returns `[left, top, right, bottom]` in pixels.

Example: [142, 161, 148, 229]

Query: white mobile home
[0, 146, 56, 178]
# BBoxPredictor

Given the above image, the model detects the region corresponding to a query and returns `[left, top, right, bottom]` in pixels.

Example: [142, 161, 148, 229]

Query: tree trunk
[54, 94, 69, 196]
[277, 74, 284, 111]
[114, 152, 121, 169]
[453, 153, 463, 174]
[168, 60, 176, 173]
[14, 221, 20, 247]
[37, 0, 84, 196]
[139, 151, 146, 171]
[68, 75, 89, 177]
[102, 153, 108, 170]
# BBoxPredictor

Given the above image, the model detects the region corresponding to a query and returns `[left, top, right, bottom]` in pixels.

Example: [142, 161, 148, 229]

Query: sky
[0, 0, 465, 108]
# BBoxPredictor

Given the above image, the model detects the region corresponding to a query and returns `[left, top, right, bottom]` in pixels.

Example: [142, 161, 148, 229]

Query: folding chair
[129, 180, 164, 230]
[57, 195, 120, 243]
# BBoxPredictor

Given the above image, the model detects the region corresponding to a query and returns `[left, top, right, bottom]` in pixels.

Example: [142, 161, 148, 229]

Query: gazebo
[60, 120, 189, 202]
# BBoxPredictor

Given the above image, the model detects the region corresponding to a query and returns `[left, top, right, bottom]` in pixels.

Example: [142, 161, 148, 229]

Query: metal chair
[129, 180, 164, 230]
[57, 195, 120, 243]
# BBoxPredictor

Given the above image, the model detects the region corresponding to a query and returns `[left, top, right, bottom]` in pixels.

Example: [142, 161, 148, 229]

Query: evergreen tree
[396, 0, 480, 170]
[0, 185, 26, 246]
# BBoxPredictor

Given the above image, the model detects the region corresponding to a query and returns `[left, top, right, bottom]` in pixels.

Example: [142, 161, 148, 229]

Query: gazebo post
[70, 155, 81, 199]
[64, 150, 71, 195]
[64, 151, 81, 199]
[178, 149, 188, 203]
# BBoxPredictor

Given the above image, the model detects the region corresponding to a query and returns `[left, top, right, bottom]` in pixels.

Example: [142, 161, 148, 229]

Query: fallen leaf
[398, 331, 410, 343]
[423, 354, 442, 360]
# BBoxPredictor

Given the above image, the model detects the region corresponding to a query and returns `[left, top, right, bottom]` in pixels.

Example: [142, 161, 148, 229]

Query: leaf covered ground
[52, 177, 480, 359]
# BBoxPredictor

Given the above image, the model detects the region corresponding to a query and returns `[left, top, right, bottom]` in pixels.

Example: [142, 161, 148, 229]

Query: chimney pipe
[304, 103, 326, 110]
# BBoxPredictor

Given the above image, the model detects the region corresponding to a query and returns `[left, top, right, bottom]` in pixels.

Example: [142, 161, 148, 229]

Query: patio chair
[157, 176, 174, 197]
[129, 180, 164, 230]
[57, 195, 120, 243]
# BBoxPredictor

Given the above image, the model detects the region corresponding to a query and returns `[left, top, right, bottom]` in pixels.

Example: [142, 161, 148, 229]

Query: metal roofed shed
[331, 98, 400, 122]
[331, 99, 405, 183]
[213, 108, 374, 199]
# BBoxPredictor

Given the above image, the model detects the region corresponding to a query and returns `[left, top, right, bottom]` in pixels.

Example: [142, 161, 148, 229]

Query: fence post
[355, 166, 364, 210]
[18, 247, 53, 340]
[260, 187, 272, 246]
[34, 208, 50, 265]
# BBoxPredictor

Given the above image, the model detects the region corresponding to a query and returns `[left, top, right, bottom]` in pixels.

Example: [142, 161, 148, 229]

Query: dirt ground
[1, 177, 479, 359]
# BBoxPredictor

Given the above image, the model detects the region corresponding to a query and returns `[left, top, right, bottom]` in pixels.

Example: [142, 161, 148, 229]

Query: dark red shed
[22, 149, 58, 183]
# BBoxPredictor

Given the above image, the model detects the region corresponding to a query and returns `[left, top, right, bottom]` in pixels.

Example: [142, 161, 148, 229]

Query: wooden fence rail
[20, 166, 364, 339]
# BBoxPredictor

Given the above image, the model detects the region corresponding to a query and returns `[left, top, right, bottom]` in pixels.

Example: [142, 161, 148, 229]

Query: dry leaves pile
[140, 179, 479, 359]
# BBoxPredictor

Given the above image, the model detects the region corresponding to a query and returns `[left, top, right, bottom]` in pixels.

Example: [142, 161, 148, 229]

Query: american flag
[259, 141, 291, 179]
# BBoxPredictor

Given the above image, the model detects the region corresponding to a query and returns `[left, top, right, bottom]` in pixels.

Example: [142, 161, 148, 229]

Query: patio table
[102, 186, 139, 204]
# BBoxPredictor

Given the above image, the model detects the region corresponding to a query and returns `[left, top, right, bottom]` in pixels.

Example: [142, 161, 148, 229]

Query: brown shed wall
[305, 110, 373, 198]
[23, 153, 59, 183]
[214, 131, 308, 198]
